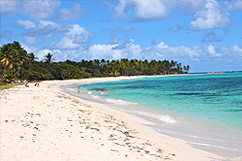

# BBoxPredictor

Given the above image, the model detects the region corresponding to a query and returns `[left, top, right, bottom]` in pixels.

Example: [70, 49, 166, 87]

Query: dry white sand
[0, 76, 224, 161]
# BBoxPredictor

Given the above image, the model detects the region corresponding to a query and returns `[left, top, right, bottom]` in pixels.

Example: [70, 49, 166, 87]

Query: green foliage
[0, 41, 190, 83]
[0, 41, 28, 83]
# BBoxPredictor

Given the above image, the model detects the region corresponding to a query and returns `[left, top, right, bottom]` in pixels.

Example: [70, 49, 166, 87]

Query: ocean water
[77, 72, 242, 159]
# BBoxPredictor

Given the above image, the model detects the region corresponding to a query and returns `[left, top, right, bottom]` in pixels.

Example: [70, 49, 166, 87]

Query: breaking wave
[105, 98, 138, 106]
[112, 107, 177, 125]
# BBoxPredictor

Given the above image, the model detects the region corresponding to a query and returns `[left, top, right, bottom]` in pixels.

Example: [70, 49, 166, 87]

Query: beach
[0, 76, 223, 161]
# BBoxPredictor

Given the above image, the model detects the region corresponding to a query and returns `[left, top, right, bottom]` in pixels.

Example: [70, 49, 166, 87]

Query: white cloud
[49, 37, 81, 50]
[89, 44, 118, 59]
[179, 0, 206, 15]
[208, 45, 215, 54]
[134, 0, 170, 20]
[33, 39, 242, 72]
[190, 0, 231, 30]
[44, 40, 242, 64]
[1, 0, 61, 20]
[45, 39, 143, 61]
[16, 20, 37, 29]
[110, 0, 234, 30]
[204, 45, 216, 57]
[88, 40, 142, 60]
[39, 20, 60, 29]
[48, 24, 93, 50]
[113, 0, 176, 21]
[22, 44, 38, 54]
[16, 20, 93, 48]
[22, 0, 61, 20]
[232, 45, 242, 56]
[66, 24, 88, 37]
[1, 0, 87, 21]
[225, 1, 242, 12]
[60, 3, 85, 21]
[154, 42, 202, 59]
[49, 40, 202, 62]
[16, 20, 70, 39]
[37, 49, 62, 61]
[155, 42, 169, 49]
[37, 49, 53, 60]
[0, 1, 20, 15]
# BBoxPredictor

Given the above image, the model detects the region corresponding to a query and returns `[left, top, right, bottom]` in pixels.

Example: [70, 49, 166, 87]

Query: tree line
[0, 41, 190, 83]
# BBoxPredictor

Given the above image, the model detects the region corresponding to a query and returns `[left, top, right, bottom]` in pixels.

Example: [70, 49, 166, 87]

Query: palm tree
[0, 44, 15, 81]
[93, 59, 100, 67]
[0, 41, 28, 82]
[186, 65, 190, 72]
[27, 52, 38, 63]
[101, 59, 105, 66]
[183, 66, 187, 73]
[44, 53, 54, 63]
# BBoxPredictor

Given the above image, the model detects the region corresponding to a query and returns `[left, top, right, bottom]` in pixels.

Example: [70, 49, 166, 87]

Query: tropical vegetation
[0, 41, 190, 83]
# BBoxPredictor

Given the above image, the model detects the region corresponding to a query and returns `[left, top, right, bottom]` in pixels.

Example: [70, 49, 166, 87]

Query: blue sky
[1, 0, 242, 72]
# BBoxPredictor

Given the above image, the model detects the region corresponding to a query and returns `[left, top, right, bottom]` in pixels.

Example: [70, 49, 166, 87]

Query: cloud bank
[109, 0, 238, 30]
[1, 0, 87, 21]
[30, 40, 242, 70]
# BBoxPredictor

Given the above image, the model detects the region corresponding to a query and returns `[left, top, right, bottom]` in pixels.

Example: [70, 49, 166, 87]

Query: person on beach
[78, 87, 80, 93]
[24, 79, 29, 87]
[35, 81, 40, 87]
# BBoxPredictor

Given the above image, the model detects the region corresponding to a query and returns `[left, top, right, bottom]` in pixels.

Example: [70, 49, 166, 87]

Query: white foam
[112, 107, 177, 124]
[88, 91, 92, 95]
[90, 95, 100, 99]
[105, 98, 138, 105]
[187, 142, 239, 151]
[132, 111, 177, 124]
[100, 92, 106, 95]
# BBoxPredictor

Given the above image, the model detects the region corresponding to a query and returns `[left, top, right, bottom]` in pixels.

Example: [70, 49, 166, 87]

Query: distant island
[0, 41, 190, 83]
[203, 72, 226, 75]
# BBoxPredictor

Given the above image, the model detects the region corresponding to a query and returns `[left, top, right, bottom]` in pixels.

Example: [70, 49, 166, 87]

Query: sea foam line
[187, 142, 239, 151]
[132, 111, 177, 124]
[112, 107, 177, 124]
[86, 89, 176, 124]
[105, 98, 138, 106]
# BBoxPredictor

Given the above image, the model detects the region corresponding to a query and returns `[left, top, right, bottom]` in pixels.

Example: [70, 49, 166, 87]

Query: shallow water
[73, 72, 242, 159]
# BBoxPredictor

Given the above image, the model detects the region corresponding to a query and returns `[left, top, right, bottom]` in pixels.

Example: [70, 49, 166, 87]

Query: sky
[0, 0, 242, 73]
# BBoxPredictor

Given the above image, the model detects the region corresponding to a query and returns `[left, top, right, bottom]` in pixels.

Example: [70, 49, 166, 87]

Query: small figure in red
[35, 81, 40, 87]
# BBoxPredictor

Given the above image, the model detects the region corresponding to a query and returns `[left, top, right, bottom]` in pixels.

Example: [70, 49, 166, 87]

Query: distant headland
[203, 72, 226, 75]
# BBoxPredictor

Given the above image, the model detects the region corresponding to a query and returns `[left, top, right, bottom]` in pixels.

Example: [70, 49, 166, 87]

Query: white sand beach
[0, 76, 223, 161]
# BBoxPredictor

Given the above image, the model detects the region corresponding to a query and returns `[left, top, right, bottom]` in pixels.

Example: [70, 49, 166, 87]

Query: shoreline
[1, 75, 224, 160]
[63, 75, 242, 159]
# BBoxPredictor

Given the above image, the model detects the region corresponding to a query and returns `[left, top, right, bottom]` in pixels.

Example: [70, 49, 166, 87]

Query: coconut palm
[44, 53, 54, 63]
[0, 44, 15, 81]
[27, 52, 38, 63]
[0, 41, 28, 82]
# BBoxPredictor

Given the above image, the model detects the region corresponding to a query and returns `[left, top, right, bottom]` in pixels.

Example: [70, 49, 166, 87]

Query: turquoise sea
[76, 72, 242, 159]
